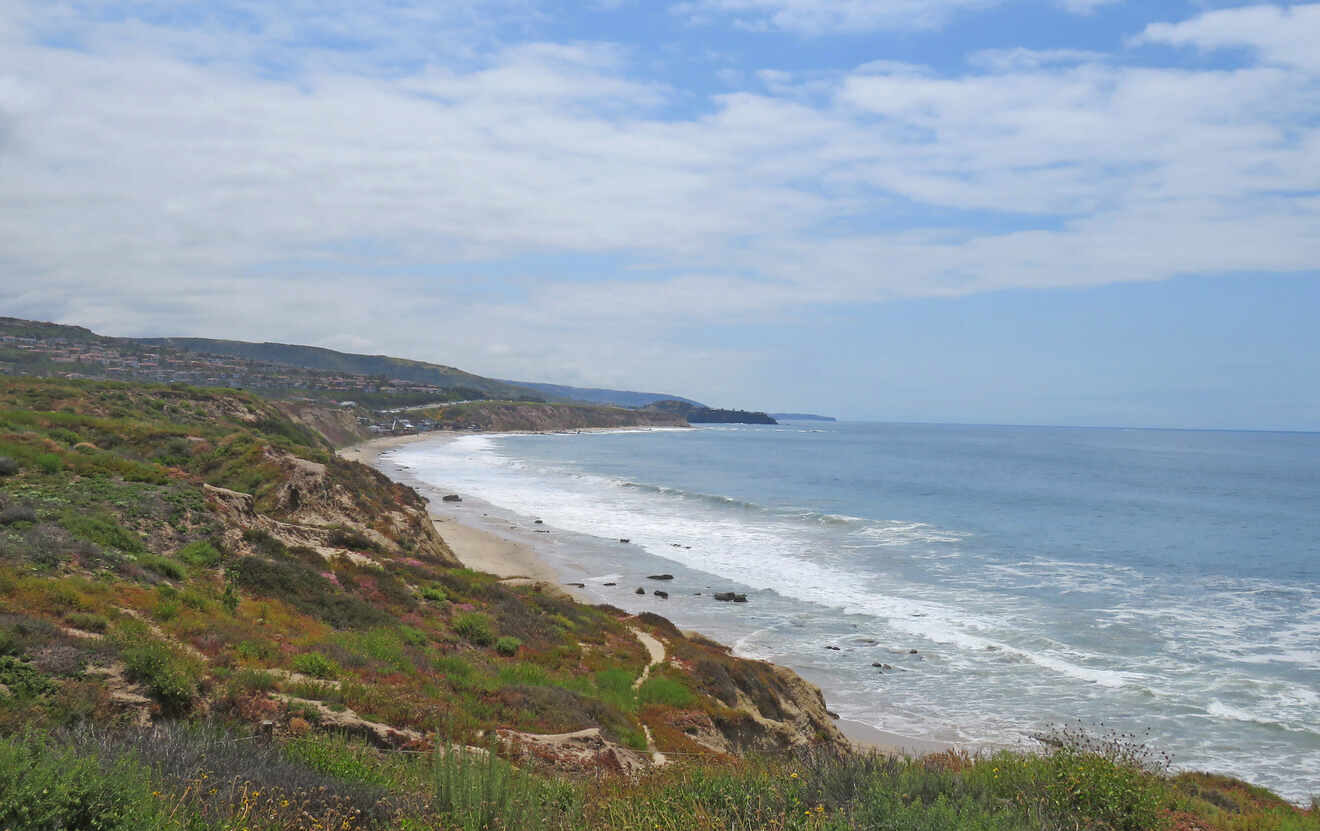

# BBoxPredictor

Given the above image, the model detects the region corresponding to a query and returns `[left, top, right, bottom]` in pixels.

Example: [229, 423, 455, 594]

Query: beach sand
[339, 433, 584, 594]
[339, 431, 950, 758]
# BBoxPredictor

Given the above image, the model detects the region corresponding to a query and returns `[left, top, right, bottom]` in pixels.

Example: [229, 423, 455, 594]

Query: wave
[384, 429, 1320, 802]
[1204, 700, 1318, 736]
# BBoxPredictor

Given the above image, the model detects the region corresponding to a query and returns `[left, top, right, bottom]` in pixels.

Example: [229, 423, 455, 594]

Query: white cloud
[1135, 4, 1320, 71]
[0, 1, 1317, 395]
[967, 48, 1108, 72]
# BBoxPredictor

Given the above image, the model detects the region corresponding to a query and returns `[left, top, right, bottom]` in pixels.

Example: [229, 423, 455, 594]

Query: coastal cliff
[420, 400, 688, 432]
[1, 376, 1312, 829]
[0, 377, 840, 766]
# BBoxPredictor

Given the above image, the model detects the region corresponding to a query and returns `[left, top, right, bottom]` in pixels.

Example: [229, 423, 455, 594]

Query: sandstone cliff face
[680, 658, 848, 756]
[206, 447, 459, 567]
[275, 401, 371, 448]
[638, 623, 851, 758]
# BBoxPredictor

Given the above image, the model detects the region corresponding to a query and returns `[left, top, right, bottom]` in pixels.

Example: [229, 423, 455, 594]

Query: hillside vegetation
[420, 400, 687, 431]
[0, 377, 1314, 830]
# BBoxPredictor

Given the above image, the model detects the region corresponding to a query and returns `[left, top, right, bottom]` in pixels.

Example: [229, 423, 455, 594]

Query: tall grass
[431, 744, 581, 831]
[0, 734, 181, 831]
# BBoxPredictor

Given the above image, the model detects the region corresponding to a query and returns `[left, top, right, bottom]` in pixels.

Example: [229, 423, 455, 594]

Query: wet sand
[339, 432, 955, 758]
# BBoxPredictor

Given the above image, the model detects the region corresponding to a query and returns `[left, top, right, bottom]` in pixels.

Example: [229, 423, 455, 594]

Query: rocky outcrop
[270, 694, 424, 748]
[640, 621, 851, 758]
[496, 727, 650, 775]
[204, 447, 459, 567]
[696, 659, 847, 755]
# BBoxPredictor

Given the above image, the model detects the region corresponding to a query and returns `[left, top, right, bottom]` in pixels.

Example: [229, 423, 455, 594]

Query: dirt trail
[630, 627, 669, 766]
[630, 629, 666, 689]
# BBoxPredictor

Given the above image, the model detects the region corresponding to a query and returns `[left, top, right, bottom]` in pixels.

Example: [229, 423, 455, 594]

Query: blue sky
[1, 1, 1317, 428]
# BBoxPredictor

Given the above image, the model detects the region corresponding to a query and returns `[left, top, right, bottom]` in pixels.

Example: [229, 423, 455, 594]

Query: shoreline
[338, 432, 952, 758]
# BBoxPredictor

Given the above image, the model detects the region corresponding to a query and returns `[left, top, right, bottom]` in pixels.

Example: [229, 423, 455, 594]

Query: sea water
[381, 423, 1320, 801]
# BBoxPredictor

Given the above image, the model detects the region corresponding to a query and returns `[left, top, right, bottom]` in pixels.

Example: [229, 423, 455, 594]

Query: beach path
[630, 627, 669, 766]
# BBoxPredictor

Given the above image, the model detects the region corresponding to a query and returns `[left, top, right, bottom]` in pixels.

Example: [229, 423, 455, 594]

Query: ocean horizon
[381, 421, 1319, 803]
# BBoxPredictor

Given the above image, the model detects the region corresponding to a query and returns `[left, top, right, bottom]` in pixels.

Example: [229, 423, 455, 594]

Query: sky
[1, 1, 1317, 429]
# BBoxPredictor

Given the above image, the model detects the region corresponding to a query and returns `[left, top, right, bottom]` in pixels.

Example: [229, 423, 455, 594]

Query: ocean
[379, 422, 1320, 802]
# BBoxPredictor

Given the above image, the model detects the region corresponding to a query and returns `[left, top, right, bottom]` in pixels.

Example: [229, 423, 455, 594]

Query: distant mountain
[1, 317, 715, 412]
[770, 413, 836, 422]
[501, 380, 705, 409]
[136, 337, 535, 400]
[642, 399, 777, 425]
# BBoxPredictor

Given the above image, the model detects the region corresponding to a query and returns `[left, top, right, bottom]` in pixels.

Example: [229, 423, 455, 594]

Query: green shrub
[175, 540, 223, 568]
[291, 651, 341, 680]
[152, 597, 181, 621]
[60, 511, 145, 554]
[64, 611, 109, 633]
[338, 629, 413, 674]
[230, 556, 388, 629]
[178, 589, 211, 612]
[0, 655, 57, 699]
[454, 612, 495, 647]
[399, 625, 428, 646]
[48, 427, 81, 446]
[283, 733, 391, 788]
[592, 668, 638, 714]
[232, 667, 277, 692]
[432, 654, 475, 680]
[495, 636, 522, 657]
[0, 736, 178, 831]
[153, 436, 193, 466]
[235, 639, 277, 661]
[497, 662, 550, 686]
[420, 585, 448, 603]
[35, 453, 62, 474]
[1042, 750, 1165, 831]
[637, 674, 695, 709]
[117, 633, 198, 715]
[140, 554, 185, 581]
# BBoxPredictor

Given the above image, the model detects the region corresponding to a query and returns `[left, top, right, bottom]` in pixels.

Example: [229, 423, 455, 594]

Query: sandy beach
[337, 431, 954, 758]
[339, 432, 579, 589]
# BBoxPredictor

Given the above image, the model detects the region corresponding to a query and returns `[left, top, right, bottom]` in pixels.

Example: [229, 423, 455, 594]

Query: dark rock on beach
[653, 590, 668, 599]
[647, 574, 674, 581]
[714, 592, 749, 603]
[619, 538, 630, 543]
[442, 494, 462, 502]
[635, 587, 645, 595]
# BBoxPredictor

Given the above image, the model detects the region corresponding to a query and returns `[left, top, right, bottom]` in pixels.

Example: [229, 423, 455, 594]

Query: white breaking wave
[385, 431, 1320, 803]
